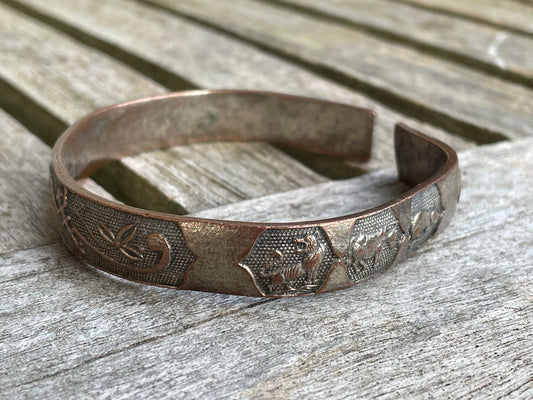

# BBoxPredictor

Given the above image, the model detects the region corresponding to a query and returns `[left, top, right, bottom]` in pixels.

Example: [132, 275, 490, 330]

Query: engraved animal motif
[260, 234, 326, 292]
[294, 234, 327, 285]
[350, 228, 399, 272]
[260, 250, 305, 292]
[411, 210, 440, 238]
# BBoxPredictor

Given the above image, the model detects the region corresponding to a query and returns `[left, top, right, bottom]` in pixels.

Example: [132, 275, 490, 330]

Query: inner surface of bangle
[59, 92, 375, 180]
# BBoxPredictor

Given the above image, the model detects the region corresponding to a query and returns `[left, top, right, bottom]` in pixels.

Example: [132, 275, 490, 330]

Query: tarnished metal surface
[49, 173, 196, 287]
[50, 90, 460, 297]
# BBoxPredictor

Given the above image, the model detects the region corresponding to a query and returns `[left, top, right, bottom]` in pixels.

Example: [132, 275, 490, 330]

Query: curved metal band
[50, 90, 460, 297]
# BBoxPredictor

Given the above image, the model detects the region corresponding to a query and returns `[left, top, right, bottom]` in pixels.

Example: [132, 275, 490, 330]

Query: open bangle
[49, 90, 460, 297]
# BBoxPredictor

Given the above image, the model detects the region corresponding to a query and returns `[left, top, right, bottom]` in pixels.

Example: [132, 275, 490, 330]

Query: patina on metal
[49, 90, 460, 297]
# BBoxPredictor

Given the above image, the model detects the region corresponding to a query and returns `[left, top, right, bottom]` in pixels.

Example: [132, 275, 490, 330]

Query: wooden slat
[0, 155, 413, 393]
[275, 0, 533, 87]
[0, 3, 533, 399]
[399, 0, 533, 36]
[0, 108, 114, 249]
[0, 243, 262, 389]
[0, 110, 60, 253]
[192, 169, 407, 222]
[4, 0, 473, 175]
[0, 110, 114, 254]
[119, 142, 326, 213]
[2, 138, 531, 398]
[0, 3, 326, 214]
[138, 0, 533, 144]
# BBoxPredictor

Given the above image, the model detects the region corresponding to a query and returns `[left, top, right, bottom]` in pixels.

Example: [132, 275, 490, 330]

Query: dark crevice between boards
[0, 78, 187, 215]
[262, 0, 533, 90]
[90, 163, 189, 215]
[0, 79, 65, 148]
[133, 0, 508, 146]
[0, 0, 365, 182]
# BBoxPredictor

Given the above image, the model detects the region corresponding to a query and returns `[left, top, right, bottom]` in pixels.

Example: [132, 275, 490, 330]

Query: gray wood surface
[275, 0, 533, 86]
[192, 169, 406, 222]
[0, 110, 112, 253]
[0, 110, 60, 253]
[0, 0, 531, 398]
[399, 0, 533, 35]
[0, 115, 408, 394]
[2, 137, 531, 399]
[5, 0, 473, 173]
[0, 2, 325, 213]
[143, 0, 533, 143]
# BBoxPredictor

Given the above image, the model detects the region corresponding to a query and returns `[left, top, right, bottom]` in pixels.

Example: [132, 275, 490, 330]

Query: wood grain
[0, 110, 60, 253]
[275, 0, 533, 86]
[120, 142, 326, 213]
[4, 0, 473, 174]
[0, 243, 262, 390]
[0, 109, 113, 253]
[1, 137, 531, 399]
[399, 0, 533, 35]
[1, 2, 531, 398]
[0, 151, 405, 393]
[191, 169, 407, 222]
[0, 2, 325, 213]
[142, 0, 533, 143]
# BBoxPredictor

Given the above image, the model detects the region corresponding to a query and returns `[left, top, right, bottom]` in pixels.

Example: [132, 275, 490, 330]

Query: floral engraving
[55, 186, 86, 254]
[97, 222, 144, 261]
[53, 186, 170, 274]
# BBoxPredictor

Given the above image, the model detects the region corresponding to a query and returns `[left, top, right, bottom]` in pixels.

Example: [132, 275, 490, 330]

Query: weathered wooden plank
[119, 142, 326, 213]
[0, 107, 115, 255]
[0, 110, 60, 253]
[0, 112, 115, 238]
[192, 169, 407, 222]
[1, 136, 531, 397]
[0, 243, 262, 390]
[399, 0, 533, 36]
[4, 0, 473, 175]
[0, 2, 326, 213]
[0, 110, 115, 237]
[139, 0, 533, 143]
[76, 178, 117, 202]
[0, 159, 407, 392]
[1, 2, 530, 398]
[275, 0, 533, 86]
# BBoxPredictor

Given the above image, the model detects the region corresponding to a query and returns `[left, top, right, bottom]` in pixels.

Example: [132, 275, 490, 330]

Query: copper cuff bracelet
[49, 90, 460, 297]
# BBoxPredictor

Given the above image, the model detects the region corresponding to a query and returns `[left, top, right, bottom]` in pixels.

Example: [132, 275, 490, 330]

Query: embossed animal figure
[294, 234, 326, 286]
[260, 250, 305, 292]
[411, 210, 440, 238]
[350, 228, 398, 272]
[259, 234, 326, 292]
